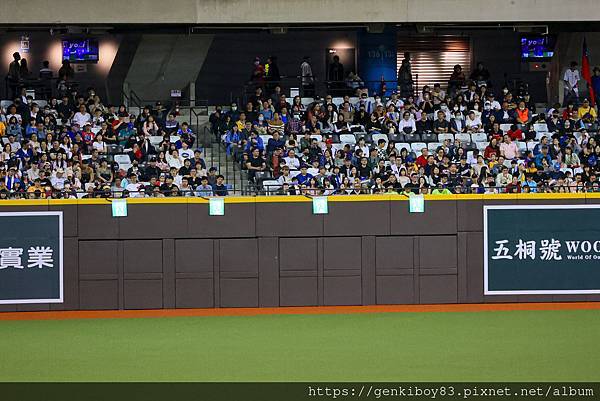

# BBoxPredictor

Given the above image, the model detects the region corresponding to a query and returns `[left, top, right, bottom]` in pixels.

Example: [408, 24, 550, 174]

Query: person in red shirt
[507, 124, 523, 141]
[416, 147, 429, 167]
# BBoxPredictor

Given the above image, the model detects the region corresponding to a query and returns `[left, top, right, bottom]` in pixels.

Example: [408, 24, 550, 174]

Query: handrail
[1, 189, 600, 203]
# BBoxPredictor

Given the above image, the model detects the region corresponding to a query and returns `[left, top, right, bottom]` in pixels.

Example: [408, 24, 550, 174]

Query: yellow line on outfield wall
[0, 193, 598, 206]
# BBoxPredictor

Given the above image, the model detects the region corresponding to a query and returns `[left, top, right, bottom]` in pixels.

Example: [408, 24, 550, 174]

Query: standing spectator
[8, 52, 21, 99]
[328, 55, 345, 94]
[397, 53, 413, 98]
[563, 61, 581, 106]
[250, 57, 265, 85]
[448, 64, 466, 97]
[592, 67, 600, 108]
[301, 56, 314, 97]
[265, 56, 280, 96]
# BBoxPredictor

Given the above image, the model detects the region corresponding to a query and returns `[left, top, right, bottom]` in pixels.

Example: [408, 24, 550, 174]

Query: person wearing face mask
[482, 105, 497, 130]
[450, 111, 465, 134]
[515, 101, 531, 125]
[227, 103, 240, 122]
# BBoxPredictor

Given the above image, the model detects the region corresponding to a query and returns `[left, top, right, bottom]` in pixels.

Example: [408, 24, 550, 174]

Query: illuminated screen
[62, 38, 99, 63]
[520, 35, 556, 59]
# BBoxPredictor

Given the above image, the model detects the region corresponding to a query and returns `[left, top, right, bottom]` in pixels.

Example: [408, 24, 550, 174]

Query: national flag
[582, 38, 595, 107]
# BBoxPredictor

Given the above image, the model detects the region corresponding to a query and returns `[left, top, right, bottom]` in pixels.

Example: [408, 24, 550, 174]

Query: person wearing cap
[125, 173, 141, 197]
[50, 168, 66, 190]
[577, 98, 597, 121]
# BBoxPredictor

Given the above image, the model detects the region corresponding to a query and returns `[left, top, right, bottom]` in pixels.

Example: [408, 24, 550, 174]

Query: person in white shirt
[465, 111, 483, 132]
[166, 149, 183, 169]
[277, 166, 294, 185]
[72, 105, 91, 127]
[563, 61, 581, 105]
[398, 111, 416, 134]
[283, 149, 300, 170]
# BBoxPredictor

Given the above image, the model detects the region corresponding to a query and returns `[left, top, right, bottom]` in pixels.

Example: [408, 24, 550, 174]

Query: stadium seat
[34, 99, 47, 108]
[301, 97, 314, 106]
[421, 133, 437, 143]
[533, 123, 548, 133]
[410, 142, 427, 153]
[428, 142, 442, 152]
[261, 179, 281, 194]
[0, 100, 12, 109]
[339, 134, 356, 145]
[438, 133, 454, 143]
[149, 136, 163, 146]
[114, 154, 132, 171]
[476, 142, 487, 151]
[461, 141, 477, 151]
[455, 133, 472, 143]
[91, 127, 101, 134]
[169, 136, 180, 143]
[500, 124, 512, 132]
[389, 133, 406, 143]
[527, 142, 537, 151]
[471, 132, 487, 142]
[517, 141, 527, 152]
[372, 133, 388, 144]
[311, 134, 323, 142]
[395, 143, 411, 153]
[107, 145, 123, 155]
[404, 133, 422, 143]
[260, 135, 271, 145]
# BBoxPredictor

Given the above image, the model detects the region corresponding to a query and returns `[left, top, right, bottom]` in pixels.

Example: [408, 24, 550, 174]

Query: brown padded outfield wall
[0, 194, 599, 312]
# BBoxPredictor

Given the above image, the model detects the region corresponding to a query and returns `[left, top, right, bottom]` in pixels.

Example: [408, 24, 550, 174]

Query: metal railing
[238, 78, 416, 106]
[1, 183, 595, 201]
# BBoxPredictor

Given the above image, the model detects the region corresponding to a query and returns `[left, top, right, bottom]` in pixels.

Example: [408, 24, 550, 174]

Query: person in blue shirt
[225, 125, 242, 157]
[534, 145, 552, 169]
[15, 141, 32, 161]
[524, 174, 538, 193]
[296, 165, 313, 185]
[266, 132, 285, 154]
[244, 131, 264, 153]
[195, 176, 214, 197]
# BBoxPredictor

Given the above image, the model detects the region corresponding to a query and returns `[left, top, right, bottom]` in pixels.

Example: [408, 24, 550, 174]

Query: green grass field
[1, 309, 599, 382]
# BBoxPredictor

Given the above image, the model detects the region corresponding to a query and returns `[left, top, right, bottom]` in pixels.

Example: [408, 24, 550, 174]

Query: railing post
[189, 81, 196, 107]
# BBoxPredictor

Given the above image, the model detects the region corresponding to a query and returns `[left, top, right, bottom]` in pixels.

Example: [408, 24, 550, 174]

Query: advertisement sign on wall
[0, 212, 63, 304]
[484, 205, 600, 295]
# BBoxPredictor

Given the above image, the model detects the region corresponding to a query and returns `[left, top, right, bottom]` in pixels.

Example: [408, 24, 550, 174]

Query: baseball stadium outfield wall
[0, 193, 599, 312]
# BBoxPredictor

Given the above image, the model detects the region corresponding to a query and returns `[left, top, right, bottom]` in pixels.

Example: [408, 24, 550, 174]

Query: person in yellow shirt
[0, 120, 6, 137]
[577, 98, 597, 121]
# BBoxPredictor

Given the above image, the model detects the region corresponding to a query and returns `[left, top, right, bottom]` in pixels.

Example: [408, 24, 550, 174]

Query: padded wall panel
[175, 239, 214, 272]
[119, 204, 188, 239]
[124, 279, 163, 309]
[176, 278, 214, 308]
[391, 200, 457, 235]
[220, 278, 258, 307]
[77, 205, 118, 239]
[188, 203, 255, 238]
[79, 280, 118, 310]
[323, 276, 361, 305]
[376, 275, 415, 304]
[256, 202, 323, 237]
[280, 277, 318, 306]
[324, 201, 390, 236]
[420, 275, 457, 304]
